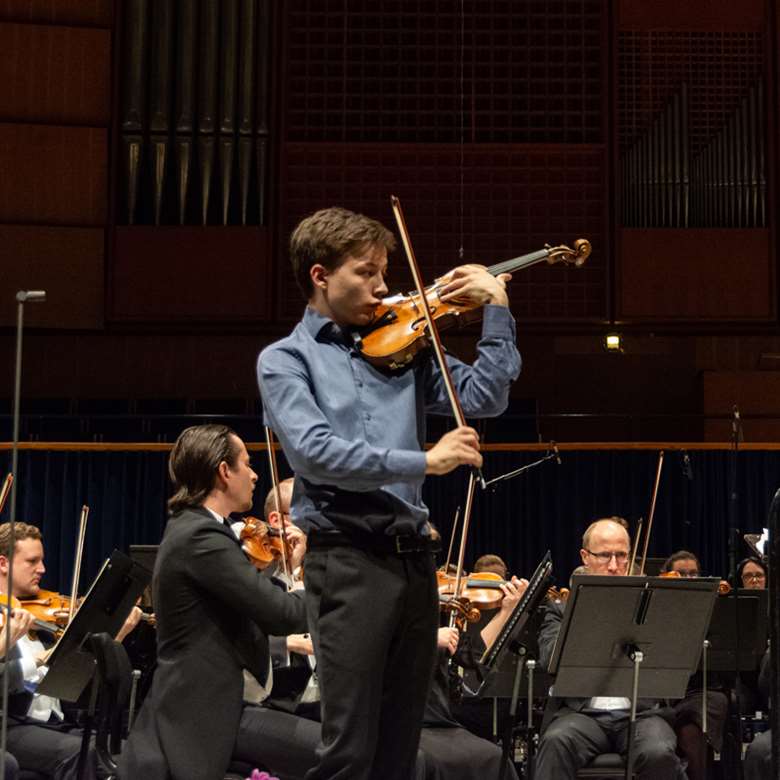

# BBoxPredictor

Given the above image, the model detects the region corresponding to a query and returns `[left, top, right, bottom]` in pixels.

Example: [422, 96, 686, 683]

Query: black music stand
[548, 575, 719, 780]
[38, 549, 151, 701]
[704, 588, 768, 672]
[477, 552, 554, 780]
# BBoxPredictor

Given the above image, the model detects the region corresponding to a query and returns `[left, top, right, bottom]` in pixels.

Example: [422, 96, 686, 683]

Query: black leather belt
[308, 529, 440, 556]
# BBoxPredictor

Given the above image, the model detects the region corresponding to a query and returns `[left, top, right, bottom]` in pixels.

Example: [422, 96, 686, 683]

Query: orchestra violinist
[0, 520, 141, 780]
[257, 205, 521, 780]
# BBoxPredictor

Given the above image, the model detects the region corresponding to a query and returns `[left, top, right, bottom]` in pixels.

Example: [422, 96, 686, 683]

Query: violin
[439, 570, 538, 611]
[0, 594, 62, 637]
[357, 240, 591, 370]
[659, 570, 732, 594]
[19, 589, 79, 629]
[240, 516, 294, 571]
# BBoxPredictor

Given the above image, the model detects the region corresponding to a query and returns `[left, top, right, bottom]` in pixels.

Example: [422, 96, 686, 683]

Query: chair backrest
[86, 633, 134, 757]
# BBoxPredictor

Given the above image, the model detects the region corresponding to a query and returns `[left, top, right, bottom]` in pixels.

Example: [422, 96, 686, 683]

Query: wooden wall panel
[618, 228, 773, 321]
[0, 1, 112, 27]
[0, 124, 107, 225]
[618, 0, 764, 31]
[0, 23, 111, 125]
[110, 227, 273, 322]
[0, 225, 104, 329]
[703, 370, 780, 441]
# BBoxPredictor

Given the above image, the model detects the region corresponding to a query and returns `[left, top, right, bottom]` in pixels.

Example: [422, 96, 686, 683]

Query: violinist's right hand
[437, 626, 459, 656]
[425, 426, 482, 475]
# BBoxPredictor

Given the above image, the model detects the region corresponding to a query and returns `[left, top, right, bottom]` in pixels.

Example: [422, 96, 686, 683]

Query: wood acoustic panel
[703, 370, 780, 415]
[0, 1, 112, 27]
[110, 227, 273, 322]
[618, 228, 772, 321]
[0, 23, 111, 125]
[703, 370, 780, 441]
[618, 0, 764, 31]
[0, 124, 107, 225]
[0, 225, 104, 329]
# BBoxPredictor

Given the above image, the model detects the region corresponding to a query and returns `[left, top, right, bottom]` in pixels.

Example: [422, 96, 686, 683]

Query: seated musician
[660, 548, 728, 780]
[738, 556, 767, 590]
[0, 604, 37, 780]
[0, 521, 139, 780]
[472, 553, 508, 578]
[120, 424, 309, 780]
[743, 645, 771, 780]
[418, 624, 522, 779]
[661, 550, 701, 577]
[535, 517, 686, 780]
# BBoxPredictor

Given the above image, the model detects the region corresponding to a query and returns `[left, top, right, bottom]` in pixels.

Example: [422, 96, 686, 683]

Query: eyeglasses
[585, 549, 629, 564]
[742, 572, 766, 582]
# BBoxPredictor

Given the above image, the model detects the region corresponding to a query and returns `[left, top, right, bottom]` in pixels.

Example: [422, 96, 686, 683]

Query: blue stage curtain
[1, 448, 777, 592]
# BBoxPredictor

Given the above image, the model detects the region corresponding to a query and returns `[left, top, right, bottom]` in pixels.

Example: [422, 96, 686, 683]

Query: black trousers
[535, 709, 685, 780]
[6, 720, 96, 780]
[302, 543, 438, 780]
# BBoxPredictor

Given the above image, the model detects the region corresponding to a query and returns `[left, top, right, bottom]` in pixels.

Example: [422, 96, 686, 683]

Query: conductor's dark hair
[289, 206, 396, 299]
[168, 425, 241, 515]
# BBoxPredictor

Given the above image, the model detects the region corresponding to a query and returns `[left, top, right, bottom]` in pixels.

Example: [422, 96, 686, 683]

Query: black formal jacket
[119, 506, 307, 780]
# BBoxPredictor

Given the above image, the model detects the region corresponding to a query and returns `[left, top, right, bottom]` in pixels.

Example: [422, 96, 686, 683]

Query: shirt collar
[302, 305, 350, 344]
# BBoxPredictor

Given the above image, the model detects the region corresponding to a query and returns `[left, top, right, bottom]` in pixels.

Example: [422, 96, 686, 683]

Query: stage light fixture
[603, 332, 623, 353]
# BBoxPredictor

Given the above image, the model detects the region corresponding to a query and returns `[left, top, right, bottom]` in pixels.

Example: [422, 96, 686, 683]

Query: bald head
[580, 518, 631, 575]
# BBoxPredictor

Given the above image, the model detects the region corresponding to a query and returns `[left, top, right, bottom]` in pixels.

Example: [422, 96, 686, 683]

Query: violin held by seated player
[356, 240, 591, 370]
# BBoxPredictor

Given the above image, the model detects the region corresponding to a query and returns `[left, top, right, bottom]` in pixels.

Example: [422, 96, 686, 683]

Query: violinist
[0, 604, 35, 780]
[257, 206, 521, 780]
[738, 556, 767, 589]
[661, 550, 701, 578]
[535, 518, 686, 780]
[0, 521, 121, 780]
[658, 549, 728, 780]
[120, 425, 308, 780]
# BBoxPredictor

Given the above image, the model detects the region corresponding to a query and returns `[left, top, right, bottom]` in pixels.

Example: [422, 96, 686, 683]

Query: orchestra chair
[576, 752, 632, 778]
[82, 632, 136, 779]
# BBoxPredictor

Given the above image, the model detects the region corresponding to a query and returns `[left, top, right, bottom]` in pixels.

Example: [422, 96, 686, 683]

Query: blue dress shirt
[257, 304, 521, 536]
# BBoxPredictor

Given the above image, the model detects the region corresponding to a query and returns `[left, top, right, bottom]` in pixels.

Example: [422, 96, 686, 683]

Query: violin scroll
[545, 239, 591, 268]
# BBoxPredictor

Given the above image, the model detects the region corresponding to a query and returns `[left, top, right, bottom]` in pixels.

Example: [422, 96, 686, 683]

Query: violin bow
[0, 474, 13, 516]
[390, 195, 482, 619]
[443, 505, 461, 575]
[637, 451, 665, 576]
[67, 505, 89, 624]
[264, 426, 291, 584]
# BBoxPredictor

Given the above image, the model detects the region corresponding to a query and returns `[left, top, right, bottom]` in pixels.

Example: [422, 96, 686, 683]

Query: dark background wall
[1, 0, 779, 441]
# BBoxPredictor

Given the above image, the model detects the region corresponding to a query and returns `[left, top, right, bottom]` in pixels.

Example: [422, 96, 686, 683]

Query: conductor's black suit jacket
[119, 506, 307, 780]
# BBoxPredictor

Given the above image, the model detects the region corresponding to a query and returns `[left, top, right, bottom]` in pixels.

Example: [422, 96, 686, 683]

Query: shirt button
[365, 413, 371, 421]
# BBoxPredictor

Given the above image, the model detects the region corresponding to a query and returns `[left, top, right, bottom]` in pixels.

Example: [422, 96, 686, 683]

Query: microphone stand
[728, 406, 743, 753]
[0, 290, 46, 780]
[483, 444, 561, 490]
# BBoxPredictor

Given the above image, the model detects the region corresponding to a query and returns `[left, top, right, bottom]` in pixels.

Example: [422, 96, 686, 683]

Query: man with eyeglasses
[535, 517, 686, 780]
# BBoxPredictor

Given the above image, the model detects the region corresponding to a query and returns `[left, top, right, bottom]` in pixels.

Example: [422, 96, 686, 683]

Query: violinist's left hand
[115, 605, 143, 643]
[497, 576, 529, 614]
[438, 264, 511, 308]
[286, 525, 307, 572]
